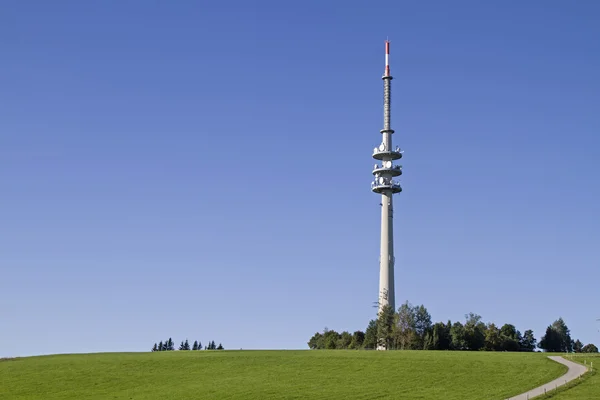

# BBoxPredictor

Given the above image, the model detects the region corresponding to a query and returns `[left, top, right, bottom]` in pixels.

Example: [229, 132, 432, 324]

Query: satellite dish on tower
[385, 161, 392, 168]
[379, 143, 385, 151]
[379, 177, 385, 184]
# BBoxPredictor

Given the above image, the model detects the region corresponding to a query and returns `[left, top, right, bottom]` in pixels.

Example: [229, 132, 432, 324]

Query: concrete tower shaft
[371, 40, 402, 328]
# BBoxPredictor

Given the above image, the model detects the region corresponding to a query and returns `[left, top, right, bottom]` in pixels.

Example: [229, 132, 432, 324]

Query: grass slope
[543, 354, 600, 399]
[1, 350, 567, 400]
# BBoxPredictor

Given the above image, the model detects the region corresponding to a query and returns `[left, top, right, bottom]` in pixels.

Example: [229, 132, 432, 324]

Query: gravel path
[506, 356, 588, 400]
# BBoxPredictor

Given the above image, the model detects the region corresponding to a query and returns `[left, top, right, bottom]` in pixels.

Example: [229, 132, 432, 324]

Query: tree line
[152, 338, 224, 351]
[308, 301, 598, 353]
[539, 319, 598, 353]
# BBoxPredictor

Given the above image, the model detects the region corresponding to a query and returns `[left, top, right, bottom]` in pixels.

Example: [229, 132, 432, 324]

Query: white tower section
[371, 40, 402, 322]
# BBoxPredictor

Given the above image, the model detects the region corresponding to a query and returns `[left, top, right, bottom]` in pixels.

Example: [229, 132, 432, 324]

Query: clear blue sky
[1, 0, 599, 357]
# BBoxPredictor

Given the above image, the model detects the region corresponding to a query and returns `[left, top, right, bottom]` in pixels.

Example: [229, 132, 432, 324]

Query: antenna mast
[371, 40, 403, 350]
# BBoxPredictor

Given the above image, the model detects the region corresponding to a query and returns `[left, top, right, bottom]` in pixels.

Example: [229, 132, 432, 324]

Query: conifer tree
[192, 341, 198, 351]
[198, 341, 202, 350]
[179, 341, 185, 350]
[152, 343, 158, 352]
[217, 343, 224, 350]
[184, 339, 190, 350]
[158, 341, 164, 351]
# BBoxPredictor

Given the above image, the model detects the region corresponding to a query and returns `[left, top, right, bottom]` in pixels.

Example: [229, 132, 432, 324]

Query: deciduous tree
[324, 329, 340, 349]
[393, 302, 416, 350]
[464, 313, 485, 351]
[308, 332, 324, 349]
[499, 324, 520, 352]
[582, 343, 598, 353]
[338, 331, 353, 349]
[484, 323, 502, 351]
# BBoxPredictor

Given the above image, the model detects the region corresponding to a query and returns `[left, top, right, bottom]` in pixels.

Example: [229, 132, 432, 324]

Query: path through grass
[543, 354, 599, 399]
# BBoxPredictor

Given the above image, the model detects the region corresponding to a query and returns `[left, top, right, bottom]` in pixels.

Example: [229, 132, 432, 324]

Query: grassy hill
[1, 350, 568, 399]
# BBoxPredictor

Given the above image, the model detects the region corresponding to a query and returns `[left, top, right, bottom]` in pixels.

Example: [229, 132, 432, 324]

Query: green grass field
[1, 350, 568, 399]
[544, 354, 600, 399]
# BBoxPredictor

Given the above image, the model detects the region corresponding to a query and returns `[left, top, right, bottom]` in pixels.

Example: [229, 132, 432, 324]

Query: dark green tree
[376, 304, 395, 350]
[179, 341, 186, 350]
[423, 330, 434, 350]
[539, 326, 563, 352]
[349, 331, 365, 349]
[539, 318, 572, 352]
[152, 343, 158, 352]
[197, 341, 202, 350]
[442, 321, 452, 350]
[582, 343, 598, 353]
[338, 331, 353, 349]
[167, 338, 174, 351]
[192, 341, 198, 351]
[323, 328, 340, 349]
[217, 343, 224, 350]
[430, 322, 451, 350]
[520, 330, 536, 351]
[450, 321, 467, 350]
[413, 304, 432, 349]
[464, 313, 486, 351]
[308, 332, 324, 349]
[520, 330, 535, 351]
[184, 339, 191, 350]
[429, 323, 441, 350]
[552, 318, 573, 352]
[573, 339, 584, 353]
[158, 341, 164, 351]
[484, 323, 502, 351]
[499, 324, 520, 352]
[363, 320, 378, 349]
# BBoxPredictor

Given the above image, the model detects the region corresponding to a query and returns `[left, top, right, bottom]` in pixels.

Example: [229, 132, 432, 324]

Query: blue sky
[1, 0, 599, 357]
